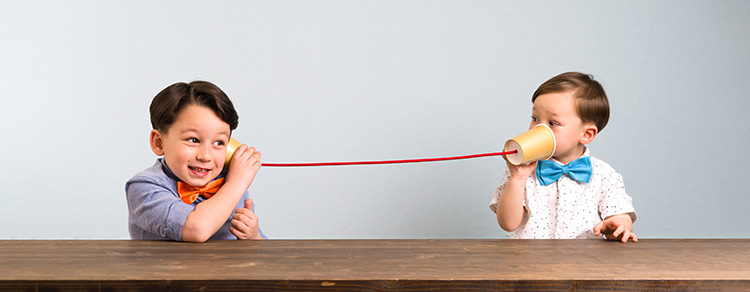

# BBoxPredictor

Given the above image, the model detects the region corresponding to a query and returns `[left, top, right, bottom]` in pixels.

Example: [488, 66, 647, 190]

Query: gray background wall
[2, 1, 748, 239]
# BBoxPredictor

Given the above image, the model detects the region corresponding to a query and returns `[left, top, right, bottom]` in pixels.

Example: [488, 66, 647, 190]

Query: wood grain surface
[1, 239, 749, 291]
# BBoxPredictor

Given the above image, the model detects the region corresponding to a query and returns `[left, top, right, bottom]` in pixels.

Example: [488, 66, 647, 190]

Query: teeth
[190, 166, 208, 172]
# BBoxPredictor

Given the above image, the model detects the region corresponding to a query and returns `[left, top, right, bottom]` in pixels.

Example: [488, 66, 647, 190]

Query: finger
[234, 207, 251, 216]
[229, 223, 241, 234]
[234, 209, 257, 223]
[231, 146, 254, 165]
[229, 225, 247, 238]
[612, 224, 626, 238]
[593, 221, 603, 235]
[231, 219, 249, 232]
[620, 229, 630, 243]
[237, 146, 259, 159]
[245, 198, 254, 209]
[631, 233, 639, 243]
[252, 151, 262, 165]
[604, 220, 620, 234]
[243, 148, 256, 161]
[244, 147, 258, 156]
[233, 211, 251, 222]
[234, 144, 249, 157]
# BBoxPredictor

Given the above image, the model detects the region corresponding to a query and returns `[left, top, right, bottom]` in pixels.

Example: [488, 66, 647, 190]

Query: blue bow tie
[536, 156, 592, 186]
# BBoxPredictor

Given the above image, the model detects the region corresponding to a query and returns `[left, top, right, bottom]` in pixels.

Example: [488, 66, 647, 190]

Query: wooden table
[1, 239, 749, 291]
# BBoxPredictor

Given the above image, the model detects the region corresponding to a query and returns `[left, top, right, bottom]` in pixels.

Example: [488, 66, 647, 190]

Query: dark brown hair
[532, 72, 609, 132]
[149, 81, 239, 133]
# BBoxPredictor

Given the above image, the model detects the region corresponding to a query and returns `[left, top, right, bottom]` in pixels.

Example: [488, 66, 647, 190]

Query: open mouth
[188, 166, 210, 175]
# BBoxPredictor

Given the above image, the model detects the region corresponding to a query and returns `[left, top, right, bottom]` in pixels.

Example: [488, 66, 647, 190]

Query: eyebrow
[178, 128, 230, 138]
[532, 107, 560, 118]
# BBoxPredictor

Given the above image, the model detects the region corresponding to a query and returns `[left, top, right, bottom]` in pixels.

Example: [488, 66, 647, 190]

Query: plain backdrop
[2, 1, 749, 239]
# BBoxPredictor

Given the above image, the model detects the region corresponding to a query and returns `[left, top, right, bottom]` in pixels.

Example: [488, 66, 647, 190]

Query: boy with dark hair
[127, 81, 266, 242]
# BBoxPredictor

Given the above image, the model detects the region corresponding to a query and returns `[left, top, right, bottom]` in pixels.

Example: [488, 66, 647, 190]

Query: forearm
[496, 178, 526, 231]
[181, 183, 247, 242]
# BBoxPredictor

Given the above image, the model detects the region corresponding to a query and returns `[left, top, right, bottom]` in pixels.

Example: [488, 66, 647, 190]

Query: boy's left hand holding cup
[225, 144, 263, 239]
[224, 144, 262, 191]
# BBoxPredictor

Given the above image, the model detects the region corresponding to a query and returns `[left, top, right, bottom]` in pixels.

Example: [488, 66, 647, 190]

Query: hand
[593, 214, 638, 243]
[226, 144, 262, 190]
[507, 160, 537, 181]
[229, 198, 263, 240]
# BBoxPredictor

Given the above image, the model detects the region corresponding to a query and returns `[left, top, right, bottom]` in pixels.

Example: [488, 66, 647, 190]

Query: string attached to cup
[225, 124, 555, 168]
[261, 150, 517, 167]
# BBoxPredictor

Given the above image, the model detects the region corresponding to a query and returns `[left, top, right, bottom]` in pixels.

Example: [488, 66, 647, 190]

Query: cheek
[172, 147, 193, 160]
[168, 146, 197, 165]
[214, 150, 227, 166]
[551, 129, 569, 145]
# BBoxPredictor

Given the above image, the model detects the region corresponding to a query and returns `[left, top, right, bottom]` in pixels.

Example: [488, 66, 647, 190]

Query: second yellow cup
[503, 124, 556, 165]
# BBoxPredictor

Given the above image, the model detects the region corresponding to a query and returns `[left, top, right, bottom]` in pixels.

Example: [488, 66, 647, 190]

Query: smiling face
[530, 90, 598, 164]
[150, 104, 231, 187]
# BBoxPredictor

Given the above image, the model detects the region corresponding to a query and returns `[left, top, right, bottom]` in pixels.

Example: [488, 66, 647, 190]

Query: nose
[195, 143, 211, 162]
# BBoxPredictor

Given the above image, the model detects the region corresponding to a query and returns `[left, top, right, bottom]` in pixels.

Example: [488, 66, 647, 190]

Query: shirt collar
[549, 146, 590, 165]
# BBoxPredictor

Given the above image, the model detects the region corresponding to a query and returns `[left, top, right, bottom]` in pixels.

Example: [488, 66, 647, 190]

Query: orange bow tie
[177, 178, 225, 204]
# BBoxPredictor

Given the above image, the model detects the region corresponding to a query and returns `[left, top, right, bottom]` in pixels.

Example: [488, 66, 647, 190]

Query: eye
[187, 138, 199, 143]
[214, 139, 226, 146]
[549, 120, 560, 127]
[530, 116, 539, 122]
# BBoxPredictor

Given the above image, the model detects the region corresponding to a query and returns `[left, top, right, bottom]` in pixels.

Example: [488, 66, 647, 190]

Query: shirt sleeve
[490, 167, 512, 213]
[126, 176, 194, 241]
[597, 167, 637, 222]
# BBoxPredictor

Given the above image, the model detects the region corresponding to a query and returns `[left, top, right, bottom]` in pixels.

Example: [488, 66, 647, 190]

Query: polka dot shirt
[490, 148, 636, 239]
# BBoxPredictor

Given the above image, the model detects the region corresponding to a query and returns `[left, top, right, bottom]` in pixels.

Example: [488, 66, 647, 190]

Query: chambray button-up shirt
[126, 158, 266, 241]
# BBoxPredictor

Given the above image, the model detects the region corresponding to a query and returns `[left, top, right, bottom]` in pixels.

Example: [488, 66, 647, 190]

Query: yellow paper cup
[224, 137, 243, 168]
[503, 124, 556, 165]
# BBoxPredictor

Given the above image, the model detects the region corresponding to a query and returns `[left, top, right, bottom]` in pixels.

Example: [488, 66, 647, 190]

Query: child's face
[530, 91, 596, 164]
[151, 104, 231, 187]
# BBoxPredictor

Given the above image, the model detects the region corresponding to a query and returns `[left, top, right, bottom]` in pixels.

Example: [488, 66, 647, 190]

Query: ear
[579, 123, 598, 145]
[149, 129, 166, 156]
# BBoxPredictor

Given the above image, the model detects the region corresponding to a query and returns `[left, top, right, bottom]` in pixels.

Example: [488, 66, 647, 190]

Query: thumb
[245, 198, 254, 209]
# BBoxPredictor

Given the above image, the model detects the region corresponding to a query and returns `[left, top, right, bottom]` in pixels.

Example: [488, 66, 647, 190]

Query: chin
[181, 176, 211, 187]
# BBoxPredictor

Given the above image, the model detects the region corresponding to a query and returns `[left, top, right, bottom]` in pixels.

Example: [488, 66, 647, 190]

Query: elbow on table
[181, 221, 215, 243]
[498, 220, 521, 232]
[497, 215, 522, 232]
[494, 205, 525, 232]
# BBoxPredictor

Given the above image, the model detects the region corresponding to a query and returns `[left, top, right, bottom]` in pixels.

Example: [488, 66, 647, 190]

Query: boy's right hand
[225, 144, 262, 190]
[507, 160, 537, 181]
[496, 160, 536, 232]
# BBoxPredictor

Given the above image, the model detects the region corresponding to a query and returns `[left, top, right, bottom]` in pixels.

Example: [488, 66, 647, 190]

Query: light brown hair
[532, 72, 609, 132]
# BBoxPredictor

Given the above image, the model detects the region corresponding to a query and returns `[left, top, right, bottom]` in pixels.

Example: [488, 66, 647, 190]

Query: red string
[263, 150, 517, 167]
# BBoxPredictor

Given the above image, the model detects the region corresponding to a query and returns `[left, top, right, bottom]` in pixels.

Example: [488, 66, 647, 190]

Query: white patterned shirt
[490, 148, 636, 239]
